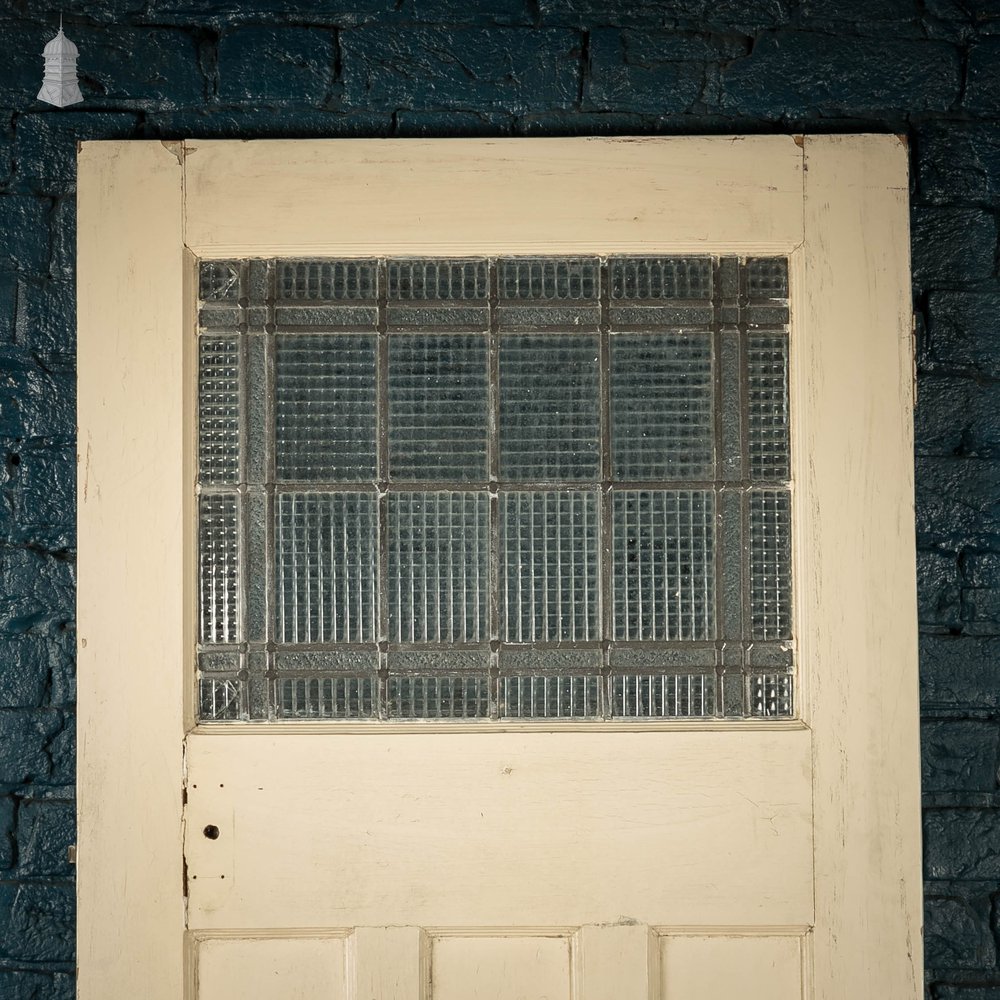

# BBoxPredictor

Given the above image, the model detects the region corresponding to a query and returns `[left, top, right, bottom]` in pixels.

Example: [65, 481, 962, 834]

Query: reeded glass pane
[274, 334, 377, 481]
[388, 334, 488, 481]
[277, 259, 376, 300]
[388, 492, 489, 643]
[499, 335, 600, 481]
[274, 675, 377, 720]
[199, 494, 239, 643]
[198, 336, 240, 485]
[612, 490, 715, 641]
[501, 490, 599, 642]
[501, 674, 601, 719]
[199, 676, 242, 721]
[749, 489, 792, 640]
[499, 257, 599, 300]
[275, 492, 378, 643]
[611, 672, 715, 718]
[388, 673, 490, 719]
[611, 332, 714, 480]
[747, 333, 790, 481]
[388, 259, 488, 300]
[611, 257, 712, 300]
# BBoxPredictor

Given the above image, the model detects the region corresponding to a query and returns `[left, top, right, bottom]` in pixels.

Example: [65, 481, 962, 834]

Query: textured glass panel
[501, 674, 600, 719]
[747, 257, 789, 299]
[750, 673, 793, 717]
[610, 257, 712, 300]
[612, 490, 715, 641]
[199, 676, 242, 721]
[199, 494, 239, 643]
[389, 334, 488, 481]
[198, 650, 240, 672]
[499, 257, 599, 300]
[611, 673, 715, 718]
[499, 335, 600, 481]
[388, 259, 488, 300]
[388, 674, 490, 719]
[274, 334, 377, 481]
[274, 675, 377, 719]
[277, 260, 376, 300]
[610, 332, 714, 480]
[747, 333, 790, 481]
[501, 491, 599, 642]
[388, 492, 489, 643]
[198, 336, 240, 485]
[749, 490, 792, 640]
[275, 492, 378, 643]
[199, 260, 240, 301]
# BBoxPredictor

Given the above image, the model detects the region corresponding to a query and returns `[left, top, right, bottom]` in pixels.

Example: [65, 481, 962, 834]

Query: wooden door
[77, 136, 922, 1000]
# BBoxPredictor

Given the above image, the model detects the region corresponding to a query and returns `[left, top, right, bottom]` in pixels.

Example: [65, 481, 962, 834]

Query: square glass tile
[499, 334, 600, 481]
[610, 257, 713, 300]
[388, 334, 488, 481]
[747, 333, 790, 481]
[274, 334, 377, 481]
[749, 489, 792, 640]
[501, 490, 600, 643]
[199, 493, 239, 644]
[388, 491, 490, 643]
[275, 491, 378, 644]
[610, 332, 714, 481]
[612, 490, 716, 641]
[198, 337, 240, 485]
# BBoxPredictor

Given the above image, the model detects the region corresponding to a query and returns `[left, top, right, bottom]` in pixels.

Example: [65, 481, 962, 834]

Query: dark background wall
[0, 1, 996, 997]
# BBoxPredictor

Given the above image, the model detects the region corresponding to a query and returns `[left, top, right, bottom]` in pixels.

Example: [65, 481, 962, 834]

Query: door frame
[77, 135, 920, 998]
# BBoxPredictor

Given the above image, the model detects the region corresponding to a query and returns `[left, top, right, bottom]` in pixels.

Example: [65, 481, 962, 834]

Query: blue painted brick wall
[0, 2, 997, 997]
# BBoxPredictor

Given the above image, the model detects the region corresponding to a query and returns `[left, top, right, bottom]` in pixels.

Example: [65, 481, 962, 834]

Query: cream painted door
[77, 136, 921, 1000]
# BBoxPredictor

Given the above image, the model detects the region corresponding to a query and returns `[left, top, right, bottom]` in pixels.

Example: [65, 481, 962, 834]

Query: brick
[0, 883, 74, 964]
[218, 27, 335, 106]
[926, 808, 1000, 879]
[341, 26, 580, 112]
[922, 720, 999, 793]
[0, 441, 76, 550]
[586, 29, 724, 114]
[0, 273, 15, 346]
[927, 292, 1000, 378]
[147, 109, 392, 139]
[963, 551, 1000, 589]
[915, 375, 1000, 459]
[14, 279, 74, 356]
[918, 548, 962, 630]
[517, 111, 660, 136]
[0, 24, 46, 110]
[47, 197, 74, 282]
[0, 797, 13, 870]
[537, 0, 698, 25]
[925, 887, 996, 970]
[963, 587, 1000, 629]
[965, 39, 1000, 112]
[719, 31, 960, 116]
[410, 0, 533, 24]
[921, 636, 1000, 709]
[0, 198, 49, 277]
[915, 457, 1000, 542]
[45, 715, 72, 787]
[0, 971, 74, 1000]
[0, 710, 60, 786]
[45, 633, 74, 709]
[395, 110, 514, 137]
[70, 26, 206, 109]
[15, 800, 74, 877]
[0, 638, 51, 710]
[935, 989, 1000, 1000]
[912, 207, 997, 287]
[0, 547, 74, 638]
[0, 350, 74, 441]
[918, 124, 1000, 204]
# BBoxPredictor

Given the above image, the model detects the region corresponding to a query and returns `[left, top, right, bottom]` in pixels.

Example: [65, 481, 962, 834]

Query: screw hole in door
[203, 824, 220, 840]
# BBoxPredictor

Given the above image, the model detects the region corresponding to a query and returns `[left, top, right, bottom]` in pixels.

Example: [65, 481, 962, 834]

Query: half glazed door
[77, 136, 921, 1000]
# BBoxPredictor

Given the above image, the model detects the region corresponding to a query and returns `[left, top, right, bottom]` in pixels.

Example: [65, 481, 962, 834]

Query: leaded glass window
[196, 256, 793, 722]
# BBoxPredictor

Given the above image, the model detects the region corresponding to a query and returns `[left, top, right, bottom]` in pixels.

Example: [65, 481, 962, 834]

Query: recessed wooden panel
[183, 730, 813, 929]
[660, 934, 802, 999]
[431, 936, 571, 1000]
[196, 936, 347, 1000]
